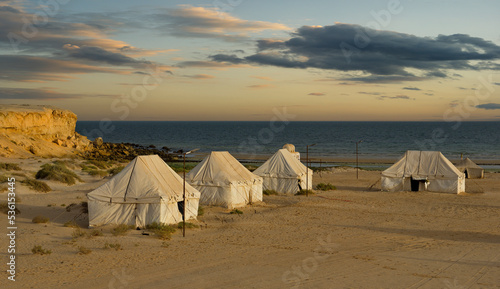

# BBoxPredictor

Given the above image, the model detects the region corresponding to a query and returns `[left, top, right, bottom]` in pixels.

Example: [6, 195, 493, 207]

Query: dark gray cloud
[176, 60, 247, 69]
[378, 95, 415, 101]
[212, 23, 500, 82]
[210, 54, 246, 64]
[0, 55, 122, 82]
[308, 92, 325, 96]
[476, 103, 500, 110]
[0, 87, 116, 100]
[494, 82, 500, 86]
[0, 5, 19, 13]
[358, 92, 382, 96]
[425, 71, 448, 78]
[457, 87, 476, 90]
[63, 45, 152, 67]
[403, 87, 421, 91]
[341, 75, 425, 83]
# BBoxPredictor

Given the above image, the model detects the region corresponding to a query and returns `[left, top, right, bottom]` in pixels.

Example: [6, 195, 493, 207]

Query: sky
[1, 0, 500, 121]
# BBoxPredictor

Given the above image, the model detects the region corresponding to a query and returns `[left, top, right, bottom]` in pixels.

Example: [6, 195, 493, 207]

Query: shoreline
[205, 153, 500, 166]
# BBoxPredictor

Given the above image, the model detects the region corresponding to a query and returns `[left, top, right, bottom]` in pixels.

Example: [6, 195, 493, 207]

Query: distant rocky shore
[83, 137, 177, 161]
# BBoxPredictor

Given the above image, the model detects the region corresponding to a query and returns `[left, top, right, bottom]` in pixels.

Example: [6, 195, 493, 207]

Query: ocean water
[75, 121, 500, 162]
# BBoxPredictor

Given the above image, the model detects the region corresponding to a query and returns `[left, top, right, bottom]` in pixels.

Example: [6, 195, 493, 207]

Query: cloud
[183, 74, 215, 79]
[62, 44, 152, 67]
[152, 5, 289, 41]
[476, 103, 500, 110]
[0, 5, 19, 13]
[377, 95, 415, 101]
[211, 23, 500, 82]
[340, 75, 426, 83]
[0, 55, 126, 82]
[247, 84, 273, 89]
[308, 92, 325, 96]
[0, 5, 170, 81]
[118, 46, 178, 57]
[0, 87, 117, 100]
[176, 60, 249, 70]
[251, 76, 274, 81]
[210, 54, 246, 64]
[359, 91, 382, 96]
[494, 82, 500, 86]
[449, 100, 460, 108]
[403, 86, 421, 91]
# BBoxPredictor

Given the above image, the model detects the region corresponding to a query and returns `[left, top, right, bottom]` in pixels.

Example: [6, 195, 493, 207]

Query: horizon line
[76, 119, 500, 122]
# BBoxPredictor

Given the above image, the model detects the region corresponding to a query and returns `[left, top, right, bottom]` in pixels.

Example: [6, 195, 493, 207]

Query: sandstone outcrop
[0, 104, 92, 158]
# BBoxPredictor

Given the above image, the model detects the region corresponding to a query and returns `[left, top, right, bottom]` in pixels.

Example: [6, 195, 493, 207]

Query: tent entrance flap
[177, 201, 184, 218]
[410, 177, 426, 192]
[410, 178, 419, 191]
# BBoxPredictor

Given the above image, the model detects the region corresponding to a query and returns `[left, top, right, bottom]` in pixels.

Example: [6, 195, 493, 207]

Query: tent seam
[123, 158, 138, 201]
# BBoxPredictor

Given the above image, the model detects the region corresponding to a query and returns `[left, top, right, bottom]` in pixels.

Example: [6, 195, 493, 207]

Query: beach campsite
[2, 0, 500, 287]
[1, 128, 500, 288]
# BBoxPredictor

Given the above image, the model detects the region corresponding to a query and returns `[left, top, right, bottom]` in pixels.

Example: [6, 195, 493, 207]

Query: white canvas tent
[87, 155, 200, 227]
[185, 151, 263, 209]
[455, 158, 484, 179]
[254, 149, 313, 194]
[282, 143, 300, 161]
[381, 150, 465, 194]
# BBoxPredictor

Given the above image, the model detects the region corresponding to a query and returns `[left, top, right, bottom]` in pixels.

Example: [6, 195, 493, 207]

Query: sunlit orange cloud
[247, 84, 274, 89]
[121, 48, 179, 57]
[171, 5, 290, 34]
[56, 36, 178, 58]
[183, 74, 216, 79]
[251, 76, 274, 81]
[73, 38, 132, 50]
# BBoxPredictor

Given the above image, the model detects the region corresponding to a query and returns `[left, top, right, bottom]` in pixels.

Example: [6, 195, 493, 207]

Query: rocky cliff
[0, 104, 77, 138]
[0, 104, 91, 158]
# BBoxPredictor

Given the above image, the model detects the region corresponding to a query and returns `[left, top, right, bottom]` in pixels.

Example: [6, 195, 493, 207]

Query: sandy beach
[2, 0, 500, 287]
[1, 156, 499, 289]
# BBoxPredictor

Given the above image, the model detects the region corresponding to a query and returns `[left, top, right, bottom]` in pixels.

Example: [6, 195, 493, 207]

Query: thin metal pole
[356, 142, 359, 179]
[183, 153, 186, 237]
[306, 146, 309, 197]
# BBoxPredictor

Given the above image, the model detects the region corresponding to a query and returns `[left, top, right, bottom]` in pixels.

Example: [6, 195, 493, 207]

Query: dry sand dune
[1, 161, 500, 289]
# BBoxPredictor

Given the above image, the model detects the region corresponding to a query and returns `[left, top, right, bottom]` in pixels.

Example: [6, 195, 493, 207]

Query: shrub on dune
[263, 189, 279, 195]
[32, 245, 51, 255]
[295, 189, 315, 196]
[21, 178, 51, 192]
[315, 183, 337, 191]
[112, 224, 134, 236]
[146, 222, 176, 240]
[36, 162, 82, 185]
[0, 162, 22, 171]
[32, 216, 49, 223]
